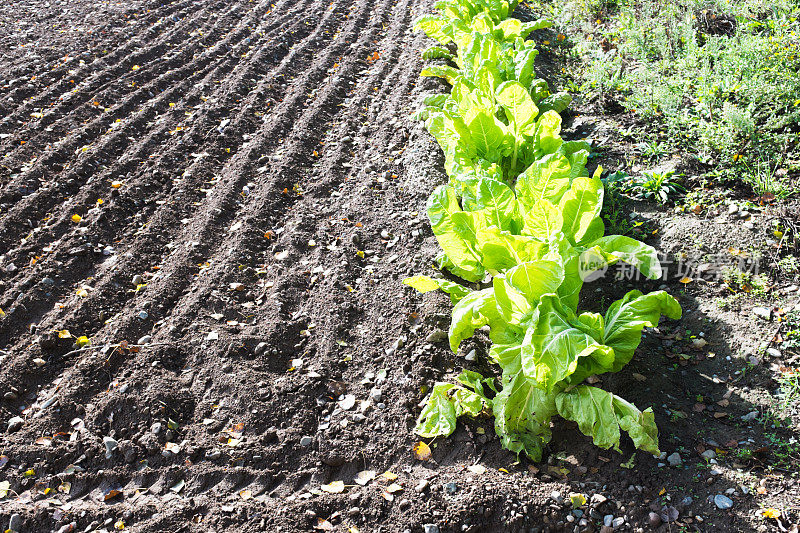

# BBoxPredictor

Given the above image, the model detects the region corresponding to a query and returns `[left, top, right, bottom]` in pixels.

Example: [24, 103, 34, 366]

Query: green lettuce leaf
[492, 361, 557, 461]
[467, 110, 509, 161]
[532, 110, 563, 157]
[414, 14, 452, 44]
[521, 295, 613, 391]
[519, 18, 552, 39]
[505, 260, 564, 301]
[476, 226, 548, 271]
[537, 92, 572, 114]
[496, 80, 539, 134]
[427, 185, 486, 281]
[458, 369, 497, 396]
[587, 235, 663, 280]
[416, 384, 457, 437]
[555, 385, 660, 455]
[402, 275, 472, 303]
[513, 47, 539, 88]
[516, 153, 573, 210]
[421, 65, 461, 85]
[422, 45, 454, 61]
[521, 198, 562, 240]
[448, 288, 501, 351]
[415, 382, 490, 438]
[603, 290, 682, 371]
[558, 172, 605, 246]
[474, 177, 520, 231]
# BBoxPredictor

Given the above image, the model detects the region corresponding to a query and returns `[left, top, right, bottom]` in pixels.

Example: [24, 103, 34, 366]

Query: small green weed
[635, 170, 685, 203]
[778, 256, 799, 276]
[721, 265, 768, 294]
[744, 158, 792, 199]
[782, 311, 800, 351]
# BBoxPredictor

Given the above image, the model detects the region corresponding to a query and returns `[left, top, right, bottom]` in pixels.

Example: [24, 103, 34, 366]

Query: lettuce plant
[405, 0, 682, 461]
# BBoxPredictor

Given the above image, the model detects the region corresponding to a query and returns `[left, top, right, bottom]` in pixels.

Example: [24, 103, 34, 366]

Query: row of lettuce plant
[403, 0, 682, 461]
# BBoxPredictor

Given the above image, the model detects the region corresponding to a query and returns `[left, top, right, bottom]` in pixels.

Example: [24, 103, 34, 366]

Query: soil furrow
[0, 0, 348, 367]
[0, 0, 277, 194]
[0, 0, 194, 88]
[0, 0, 388, 418]
[0, 0, 218, 146]
[0, 0, 319, 253]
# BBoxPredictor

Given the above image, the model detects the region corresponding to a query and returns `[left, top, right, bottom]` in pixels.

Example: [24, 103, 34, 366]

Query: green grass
[531, 0, 800, 197]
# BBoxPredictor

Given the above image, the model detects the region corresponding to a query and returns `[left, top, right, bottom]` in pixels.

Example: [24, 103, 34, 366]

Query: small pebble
[765, 348, 781, 358]
[56, 522, 76, 533]
[741, 411, 759, 422]
[714, 494, 733, 510]
[103, 436, 118, 458]
[425, 329, 448, 343]
[7, 416, 24, 433]
[591, 494, 607, 505]
[752, 307, 771, 320]
[8, 514, 22, 532]
[648, 512, 662, 527]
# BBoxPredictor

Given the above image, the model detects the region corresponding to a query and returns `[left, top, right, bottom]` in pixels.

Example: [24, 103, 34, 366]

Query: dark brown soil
[0, 1, 798, 532]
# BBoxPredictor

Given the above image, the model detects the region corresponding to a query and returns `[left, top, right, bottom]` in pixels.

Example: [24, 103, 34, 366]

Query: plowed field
[1, 1, 797, 532]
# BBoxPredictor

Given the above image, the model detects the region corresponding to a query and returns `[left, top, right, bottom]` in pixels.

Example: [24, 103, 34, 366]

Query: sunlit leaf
[413, 441, 432, 461]
[320, 480, 345, 493]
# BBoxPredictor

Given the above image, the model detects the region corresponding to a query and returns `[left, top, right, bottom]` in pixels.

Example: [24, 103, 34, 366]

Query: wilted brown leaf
[103, 487, 122, 501]
[313, 518, 334, 531]
[413, 441, 431, 461]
